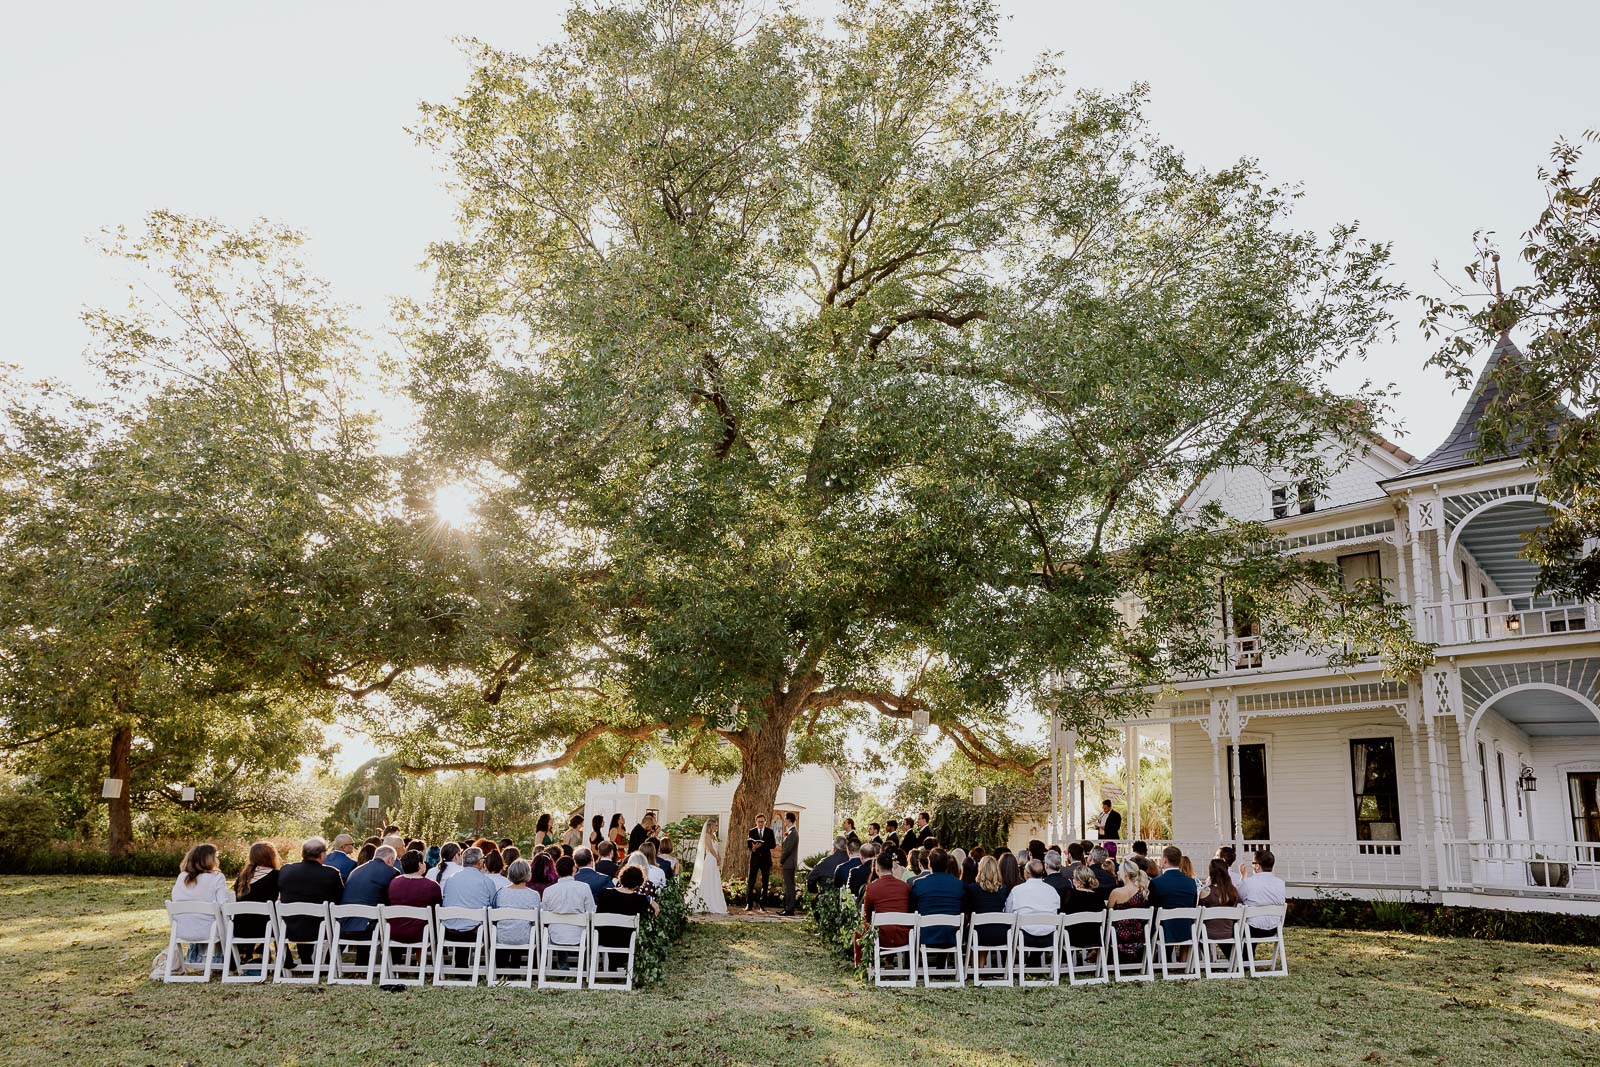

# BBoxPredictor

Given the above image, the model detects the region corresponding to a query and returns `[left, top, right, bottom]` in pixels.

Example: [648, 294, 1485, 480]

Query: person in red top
[860, 851, 913, 948]
[386, 850, 442, 944]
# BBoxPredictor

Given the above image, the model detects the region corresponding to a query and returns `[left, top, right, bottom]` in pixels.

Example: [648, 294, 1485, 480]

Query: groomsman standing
[746, 813, 776, 912]
[779, 812, 800, 915]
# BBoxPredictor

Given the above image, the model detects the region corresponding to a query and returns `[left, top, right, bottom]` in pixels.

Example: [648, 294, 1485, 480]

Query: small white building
[1110, 335, 1600, 915]
[584, 760, 840, 863]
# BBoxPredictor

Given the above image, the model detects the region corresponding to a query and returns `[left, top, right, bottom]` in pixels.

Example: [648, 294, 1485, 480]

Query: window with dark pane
[1350, 737, 1400, 841]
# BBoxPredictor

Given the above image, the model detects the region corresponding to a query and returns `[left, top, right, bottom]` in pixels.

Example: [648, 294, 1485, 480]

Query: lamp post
[366, 794, 381, 835]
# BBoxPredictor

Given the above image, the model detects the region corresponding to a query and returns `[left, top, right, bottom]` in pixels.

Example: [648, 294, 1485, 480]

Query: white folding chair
[966, 913, 1016, 986]
[378, 906, 434, 986]
[1242, 904, 1288, 977]
[1105, 906, 1154, 982]
[328, 904, 383, 985]
[915, 915, 965, 987]
[220, 901, 275, 983]
[537, 912, 590, 989]
[589, 913, 640, 991]
[1013, 913, 1063, 987]
[433, 906, 488, 986]
[1152, 907, 1202, 980]
[1198, 906, 1244, 979]
[486, 907, 540, 987]
[272, 902, 332, 983]
[870, 911, 918, 987]
[162, 901, 221, 982]
[1062, 911, 1108, 986]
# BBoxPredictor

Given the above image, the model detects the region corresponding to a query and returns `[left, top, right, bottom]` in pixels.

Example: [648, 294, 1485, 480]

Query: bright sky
[4, 1, 1595, 772]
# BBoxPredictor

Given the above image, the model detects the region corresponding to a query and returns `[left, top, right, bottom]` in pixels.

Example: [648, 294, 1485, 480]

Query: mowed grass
[1, 877, 1597, 1066]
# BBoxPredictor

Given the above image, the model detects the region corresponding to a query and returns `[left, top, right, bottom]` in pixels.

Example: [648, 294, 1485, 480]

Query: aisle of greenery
[4, 877, 1596, 1066]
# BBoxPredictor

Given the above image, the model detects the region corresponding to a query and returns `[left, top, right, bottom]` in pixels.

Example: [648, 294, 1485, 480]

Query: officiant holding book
[745, 814, 776, 912]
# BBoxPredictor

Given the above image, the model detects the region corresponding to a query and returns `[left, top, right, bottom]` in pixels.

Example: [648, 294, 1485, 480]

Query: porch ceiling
[1488, 687, 1600, 738]
[1455, 499, 1550, 595]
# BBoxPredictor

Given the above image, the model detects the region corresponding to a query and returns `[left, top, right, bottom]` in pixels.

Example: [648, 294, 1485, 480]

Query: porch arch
[1466, 682, 1600, 745]
[1444, 494, 1560, 595]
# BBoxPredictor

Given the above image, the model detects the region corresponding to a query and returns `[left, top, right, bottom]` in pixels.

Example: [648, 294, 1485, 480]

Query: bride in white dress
[687, 815, 727, 914]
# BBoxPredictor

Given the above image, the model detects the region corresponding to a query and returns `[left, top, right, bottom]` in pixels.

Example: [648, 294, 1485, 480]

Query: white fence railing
[1111, 839, 1420, 889]
[1422, 594, 1598, 645]
[1443, 839, 1600, 897]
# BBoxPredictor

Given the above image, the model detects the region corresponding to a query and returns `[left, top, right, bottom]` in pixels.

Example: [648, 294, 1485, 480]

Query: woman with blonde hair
[963, 855, 1011, 949]
[1108, 858, 1150, 963]
[171, 843, 232, 965]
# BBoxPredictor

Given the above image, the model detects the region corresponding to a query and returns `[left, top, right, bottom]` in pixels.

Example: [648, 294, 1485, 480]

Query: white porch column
[1421, 712, 1453, 889]
[1210, 731, 1224, 841]
[1120, 724, 1134, 841]
[1406, 494, 1436, 641]
[1130, 725, 1142, 839]
[1402, 697, 1430, 889]
[1228, 705, 1245, 855]
[1065, 733, 1077, 845]
[1457, 713, 1488, 841]
[1049, 708, 1060, 844]
[1434, 529, 1456, 644]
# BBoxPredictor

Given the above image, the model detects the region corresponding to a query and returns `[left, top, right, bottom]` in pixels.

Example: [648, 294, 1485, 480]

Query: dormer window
[1298, 484, 1317, 514]
[1271, 486, 1289, 519]
[1271, 483, 1315, 518]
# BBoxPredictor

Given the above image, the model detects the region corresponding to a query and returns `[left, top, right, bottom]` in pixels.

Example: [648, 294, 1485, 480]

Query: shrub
[0, 785, 56, 865]
[635, 876, 690, 986]
[805, 885, 869, 980]
[1288, 893, 1600, 945]
[1, 839, 251, 877]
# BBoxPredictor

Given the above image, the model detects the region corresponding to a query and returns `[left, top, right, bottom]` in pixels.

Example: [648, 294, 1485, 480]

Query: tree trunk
[722, 699, 800, 883]
[107, 724, 134, 858]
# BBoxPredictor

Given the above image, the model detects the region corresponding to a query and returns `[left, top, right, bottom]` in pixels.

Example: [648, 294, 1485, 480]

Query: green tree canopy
[371, 0, 1423, 876]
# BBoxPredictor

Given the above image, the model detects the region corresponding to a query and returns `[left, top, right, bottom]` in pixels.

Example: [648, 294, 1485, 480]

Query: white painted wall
[1183, 437, 1411, 523]
[584, 761, 839, 864]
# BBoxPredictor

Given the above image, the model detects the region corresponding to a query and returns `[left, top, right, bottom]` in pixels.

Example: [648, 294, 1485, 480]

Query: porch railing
[1421, 594, 1598, 645]
[1112, 839, 1421, 889]
[1443, 838, 1600, 897]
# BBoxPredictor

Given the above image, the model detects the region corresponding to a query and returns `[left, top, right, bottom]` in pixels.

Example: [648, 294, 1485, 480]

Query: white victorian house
[1109, 335, 1600, 915]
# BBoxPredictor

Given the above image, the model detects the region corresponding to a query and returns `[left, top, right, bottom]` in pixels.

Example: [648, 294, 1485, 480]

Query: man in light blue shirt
[540, 855, 598, 948]
[441, 846, 495, 935]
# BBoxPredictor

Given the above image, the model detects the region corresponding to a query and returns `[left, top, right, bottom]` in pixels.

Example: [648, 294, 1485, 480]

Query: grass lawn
[2, 876, 1596, 1066]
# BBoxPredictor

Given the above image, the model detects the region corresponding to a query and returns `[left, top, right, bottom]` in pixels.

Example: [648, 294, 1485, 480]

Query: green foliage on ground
[3, 876, 1598, 1065]
[1291, 892, 1600, 945]
[634, 876, 690, 987]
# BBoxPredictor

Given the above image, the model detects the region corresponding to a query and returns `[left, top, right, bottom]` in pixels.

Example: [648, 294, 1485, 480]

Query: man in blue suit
[1147, 844, 1199, 954]
[324, 834, 357, 881]
[574, 847, 614, 900]
[909, 848, 965, 950]
[337, 845, 398, 964]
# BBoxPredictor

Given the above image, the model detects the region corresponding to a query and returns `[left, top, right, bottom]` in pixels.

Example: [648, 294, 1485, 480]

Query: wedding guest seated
[324, 834, 357, 881]
[1147, 845, 1198, 950]
[904, 848, 925, 883]
[502, 845, 520, 866]
[950, 847, 967, 871]
[528, 852, 559, 894]
[998, 851, 1021, 891]
[386, 850, 442, 948]
[1088, 846, 1117, 901]
[658, 837, 679, 876]
[441, 847, 495, 960]
[541, 855, 598, 968]
[833, 838, 863, 889]
[1066, 841, 1086, 870]
[171, 843, 231, 966]
[638, 841, 668, 886]
[498, 837, 514, 852]
[909, 848, 965, 952]
[960, 854, 978, 884]
[423, 844, 441, 872]
[596, 865, 658, 950]
[963, 855, 1010, 948]
[1042, 850, 1072, 907]
[230, 841, 281, 967]
[1238, 849, 1286, 933]
[429, 841, 462, 886]
[1027, 839, 1047, 863]
[848, 843, 878, 900]
[1108, 859, 1151, 963]
[355, 842, 377, 865]
[594, 839, 620, 879]
[1063, 866, 1105, 950]
[1216, 844, 1237, 868]
[1199, 858, 1240, 959]
[483, 850, 511, 893]
[491, 858, 542, 967]
[339, 845, 399, 952]
[574, 847, 615, 899]
[382, 834, 406, 861]
[277, 837, 344, 966]
[862, 851, 913, 950]
[1005, 858, 1062, 958]
[808, 837, 848, 892]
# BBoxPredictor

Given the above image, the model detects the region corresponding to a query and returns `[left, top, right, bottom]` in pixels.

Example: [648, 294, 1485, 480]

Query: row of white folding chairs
[163, 900, 641, 990]
[868, 904, 1288, 987]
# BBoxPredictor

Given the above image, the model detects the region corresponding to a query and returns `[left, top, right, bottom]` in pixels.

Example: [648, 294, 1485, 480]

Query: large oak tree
[376, 0, 1420, 876]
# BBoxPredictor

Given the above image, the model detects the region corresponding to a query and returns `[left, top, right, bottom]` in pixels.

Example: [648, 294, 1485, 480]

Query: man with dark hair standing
[745, 813, 776, 912]
[883, 819, 901, 852]
[779, 811, 800, 915]
[1096, 799, 1122, 841]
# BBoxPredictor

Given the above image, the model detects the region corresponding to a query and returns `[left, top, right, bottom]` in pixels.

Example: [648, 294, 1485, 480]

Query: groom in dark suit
[778, 812, 800, 915]
[746, 813, 776, 912]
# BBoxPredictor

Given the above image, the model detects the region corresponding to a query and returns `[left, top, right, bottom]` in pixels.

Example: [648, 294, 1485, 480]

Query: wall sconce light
[1505, 615, 1522, 633]
[1517, 765, 1537, 792]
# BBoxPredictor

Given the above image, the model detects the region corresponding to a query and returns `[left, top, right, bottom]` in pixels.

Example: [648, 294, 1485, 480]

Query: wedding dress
[687, 820, 728, 914]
